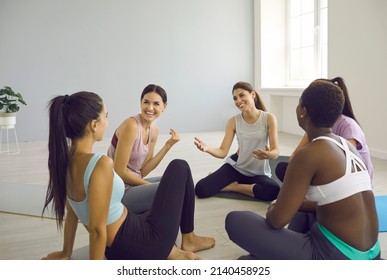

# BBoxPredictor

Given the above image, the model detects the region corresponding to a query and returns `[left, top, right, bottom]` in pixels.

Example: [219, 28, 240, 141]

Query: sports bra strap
[313, 136, 367, 173]
[84, 153, 104, 193]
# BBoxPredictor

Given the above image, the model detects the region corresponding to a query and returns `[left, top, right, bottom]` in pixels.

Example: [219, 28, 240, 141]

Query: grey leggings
[122, 176, 161, 214]
[225, 211, 353, 260]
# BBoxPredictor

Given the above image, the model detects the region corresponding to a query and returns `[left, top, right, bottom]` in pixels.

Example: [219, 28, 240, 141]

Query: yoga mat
[213, 155, 288, 201]
[375, 195, 387, 232]
[0, 182, 54, 218]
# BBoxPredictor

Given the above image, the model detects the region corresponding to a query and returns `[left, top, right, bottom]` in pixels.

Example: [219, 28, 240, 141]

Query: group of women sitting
[42, 77, 381, 260]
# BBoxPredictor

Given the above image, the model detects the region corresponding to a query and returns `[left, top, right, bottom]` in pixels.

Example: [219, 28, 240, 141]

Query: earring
[300, 115, 304, 118]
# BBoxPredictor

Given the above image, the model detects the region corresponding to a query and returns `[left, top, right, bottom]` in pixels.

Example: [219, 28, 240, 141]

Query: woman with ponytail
[194, 81, 280, 201]
[42, 92, 214, 260]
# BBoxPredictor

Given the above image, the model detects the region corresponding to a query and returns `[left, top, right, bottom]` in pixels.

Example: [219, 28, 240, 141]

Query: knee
[225, 211, 251, 242]
[225, 211, 242, 234]
[194, 179, 210, 198]
[252, 182, 280, 201]
[275, 161, 288, 182]
[168, 159, 190, 173]
[225, 211, 237, 228]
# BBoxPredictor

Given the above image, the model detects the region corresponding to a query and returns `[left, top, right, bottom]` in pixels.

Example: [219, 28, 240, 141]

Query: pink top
[107, 114, 153, 187]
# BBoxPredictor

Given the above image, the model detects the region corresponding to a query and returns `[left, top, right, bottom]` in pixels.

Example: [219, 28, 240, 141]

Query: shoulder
[337, 115, 358, 126]
[263, 112, 277, 129]
[289, 141, 321, 173]
[226, 116, 236, 126]
[118, 117, 139, 136]
[265, 112, 277, 121]
[334, 115, 361, 130]
[151, 124, 159, 134]
[333, 115, 364, 138]
[94, 154, 114, 170]
[224, 116, 236, 133]
[123, 116, 138, 128]
[91, 155, 114, 180]
[88, 155, 114, 192]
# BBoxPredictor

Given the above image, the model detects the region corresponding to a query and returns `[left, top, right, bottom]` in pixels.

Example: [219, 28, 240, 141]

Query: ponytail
[253, 91, 267, 112]
[43, 92, 103, 228]
[43, 96, 69, 228]
[331, 77, 360, 125]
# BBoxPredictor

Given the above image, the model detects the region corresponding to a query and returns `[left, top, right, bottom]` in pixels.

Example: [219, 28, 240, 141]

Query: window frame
[286, 0, 327, 87]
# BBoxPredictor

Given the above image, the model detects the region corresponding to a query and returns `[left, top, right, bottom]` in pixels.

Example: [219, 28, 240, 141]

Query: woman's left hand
[166, 128, 180, 149]
[253, 145, 271, 160]
[42, 250, 71, 260]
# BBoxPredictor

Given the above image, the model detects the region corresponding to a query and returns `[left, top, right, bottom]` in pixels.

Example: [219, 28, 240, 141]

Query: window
[287, 0, 327, 87]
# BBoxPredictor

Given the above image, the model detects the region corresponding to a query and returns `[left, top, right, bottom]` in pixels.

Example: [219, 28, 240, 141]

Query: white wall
[328, 0, 387, 158]
[0, 0, 254, 142]
[255, 0, 387, 159]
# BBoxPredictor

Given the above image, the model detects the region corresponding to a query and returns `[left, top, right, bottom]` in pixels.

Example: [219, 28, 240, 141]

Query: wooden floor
[0, 132, 386, 260]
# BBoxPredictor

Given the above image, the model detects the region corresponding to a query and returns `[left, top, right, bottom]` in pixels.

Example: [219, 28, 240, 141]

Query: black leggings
[105, 159, 195, 260]
[275, 161, 288, 183]
[195, 163, 280, 201]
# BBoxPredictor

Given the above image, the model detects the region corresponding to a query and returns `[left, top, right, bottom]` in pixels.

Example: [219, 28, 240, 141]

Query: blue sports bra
[68, 153, 125, 225]
[305, 136, 372, 206]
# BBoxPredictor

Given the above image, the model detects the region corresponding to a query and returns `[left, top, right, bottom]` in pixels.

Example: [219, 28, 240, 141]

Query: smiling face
[140, 91, 166, 122]
[232, 88, 255, 112]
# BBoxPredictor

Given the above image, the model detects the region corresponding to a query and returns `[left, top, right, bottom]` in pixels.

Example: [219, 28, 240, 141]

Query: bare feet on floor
[181, 232, 216, 253]
[220, 182, 255, 197]
[220, 181, 238, 192]
[167, 245, 201, 260]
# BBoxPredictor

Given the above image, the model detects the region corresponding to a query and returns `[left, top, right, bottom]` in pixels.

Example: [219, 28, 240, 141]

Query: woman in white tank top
[194, 81, 280, 201]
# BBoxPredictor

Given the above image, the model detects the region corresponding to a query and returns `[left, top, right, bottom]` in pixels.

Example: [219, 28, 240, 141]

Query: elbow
[269, 149, 280, 160]
[266, 214, 286, 229]
[140, 167, 151, 178]
[272, 152, 280, 160]
[266, 220, 284, 230]
[89, 227, 106, 242]
[114, 167, 128, 182]
[217, 150, 228, 159]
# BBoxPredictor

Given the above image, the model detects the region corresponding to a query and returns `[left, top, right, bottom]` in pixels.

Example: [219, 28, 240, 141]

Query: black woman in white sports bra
[225, 79, 380, 260]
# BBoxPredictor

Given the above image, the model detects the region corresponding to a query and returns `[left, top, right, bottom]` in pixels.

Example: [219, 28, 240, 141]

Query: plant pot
[0, 112, 19, 154]
[0, 112, 17, 128]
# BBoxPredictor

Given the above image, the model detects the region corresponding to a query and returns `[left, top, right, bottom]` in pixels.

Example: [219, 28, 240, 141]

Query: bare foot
[167, 245, 201, 260]
[181, 232, 216, 253]
[220, 181, 238, 192]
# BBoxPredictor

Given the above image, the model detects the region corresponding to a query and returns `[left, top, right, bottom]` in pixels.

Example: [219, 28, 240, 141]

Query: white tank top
[226, 111, 271, 177]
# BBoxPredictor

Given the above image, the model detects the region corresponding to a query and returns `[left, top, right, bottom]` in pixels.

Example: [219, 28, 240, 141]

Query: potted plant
[0, 86, 27, 127]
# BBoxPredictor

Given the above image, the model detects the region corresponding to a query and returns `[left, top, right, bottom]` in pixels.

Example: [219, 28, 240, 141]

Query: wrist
[164, 143, 172, 150]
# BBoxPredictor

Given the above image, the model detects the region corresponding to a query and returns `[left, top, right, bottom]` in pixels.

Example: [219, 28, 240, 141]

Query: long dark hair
[43, 91, 103, 228]
[316, 77, 360, 125]
[232, 81, 267, 111]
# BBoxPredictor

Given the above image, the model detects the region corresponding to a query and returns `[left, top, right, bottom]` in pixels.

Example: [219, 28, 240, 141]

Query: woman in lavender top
[107, 84, 180, 213]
